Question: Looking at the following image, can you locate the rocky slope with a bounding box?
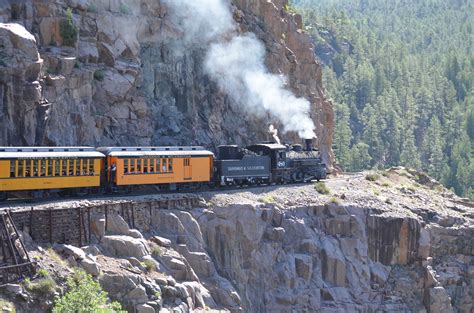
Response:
[1,168,472,312]
[0,0,334,167]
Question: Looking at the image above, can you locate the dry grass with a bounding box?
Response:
[314,182,330,194]
[258,195,276,204]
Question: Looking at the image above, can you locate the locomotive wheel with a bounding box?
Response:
[291,172,304,183]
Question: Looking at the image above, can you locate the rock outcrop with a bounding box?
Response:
[1,169,473,312]
[0,0,334,167]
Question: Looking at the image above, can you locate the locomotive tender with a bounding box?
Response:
[0,140,327,200]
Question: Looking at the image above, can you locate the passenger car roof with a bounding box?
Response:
[98,147,214,157]
[0,147,105,159]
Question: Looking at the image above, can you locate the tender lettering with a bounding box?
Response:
[227,166,265,171]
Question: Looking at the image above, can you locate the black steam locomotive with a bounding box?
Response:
[215,139,327,186]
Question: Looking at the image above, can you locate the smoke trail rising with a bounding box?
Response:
[163,0,316,139]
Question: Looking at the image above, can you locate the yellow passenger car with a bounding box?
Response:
[0,147,105,199]
[99,147,214,187]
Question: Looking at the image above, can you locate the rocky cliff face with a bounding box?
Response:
[3,169,472,312]
[0,0,334,166]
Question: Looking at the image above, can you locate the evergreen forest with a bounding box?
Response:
[290,0,474,199]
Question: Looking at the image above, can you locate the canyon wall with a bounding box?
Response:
[5,170,473,312]
[0,0,334,167]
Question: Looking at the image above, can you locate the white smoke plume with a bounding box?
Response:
[163,0,234,43]
[163,0,316,139]
[268,124,281,145]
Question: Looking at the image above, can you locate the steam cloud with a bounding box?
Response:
[163,0,316,139]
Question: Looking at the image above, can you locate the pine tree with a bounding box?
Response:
[421,116,444,178]
[349,142,372,172]
[333,103,353,169]
[400,130,421,170]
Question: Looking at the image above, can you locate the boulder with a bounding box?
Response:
[80,257,100,276]
[100,273,138,299]
[54,244,86,261]
[83,245,102,256]
[128,229,144,239]
[136,303,155,313]
[151,235,172,248]
[106,214,130,235]
[127,285,148,304]
[176,245,215,278]
[101,235,150,258]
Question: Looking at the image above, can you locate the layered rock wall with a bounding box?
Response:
[0,0,334,167]
[4,170,474,312]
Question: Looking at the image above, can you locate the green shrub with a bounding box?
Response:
[94,69,105,81]
[258,195,275,204]
[314,182,330,194]
[119,4,131,15]
[142,259,156,273]
[46,247,67,267]
[329,197,340,204]
[37,268,50,278]
[60,8,78,47]
[150,243,162,257]
[365,173,379,181]
[53,269,123,313]
[26,277,57,296]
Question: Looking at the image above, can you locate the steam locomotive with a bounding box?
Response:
[0,139,327,200]
[215,139,327,186]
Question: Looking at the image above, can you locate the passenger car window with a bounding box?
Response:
[10,160,15,177]
[19,160,24,177]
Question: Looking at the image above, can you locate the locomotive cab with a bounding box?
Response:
[246,143,287,169]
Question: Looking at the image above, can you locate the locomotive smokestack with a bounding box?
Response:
[305,139,313,151]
